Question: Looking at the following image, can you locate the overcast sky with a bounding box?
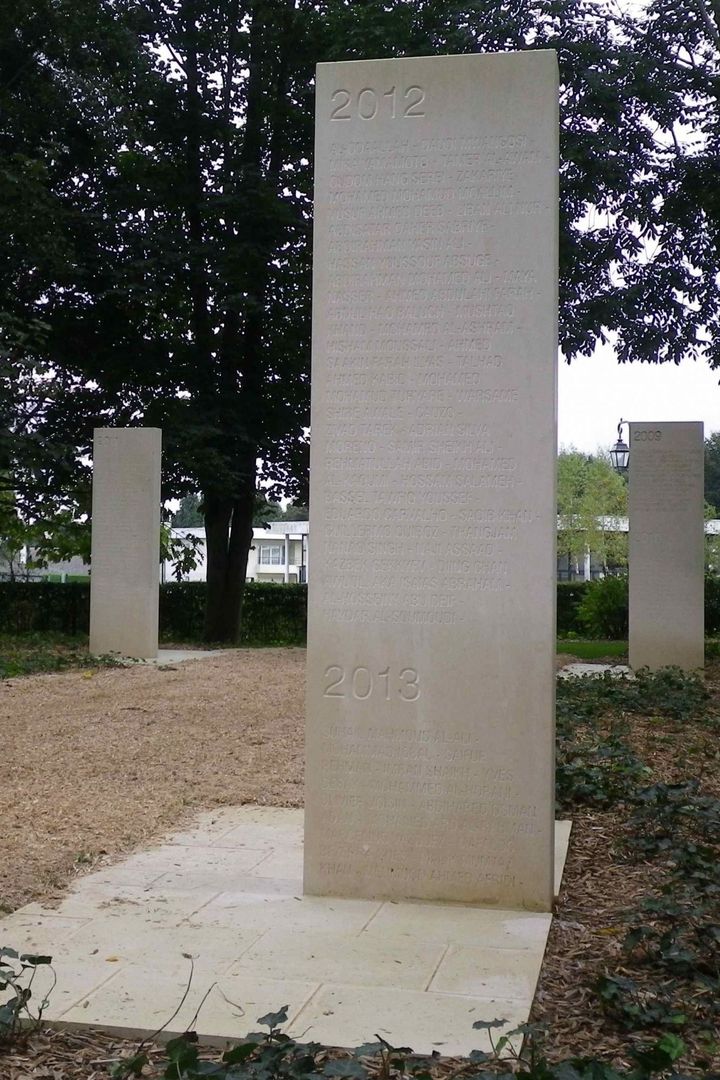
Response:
[558,344,720,453]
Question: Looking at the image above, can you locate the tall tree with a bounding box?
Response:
[557,449,628,570]
[705,432,720,514]
[2,0,316,640]
[171,494,204,528]
[3,0,719,639]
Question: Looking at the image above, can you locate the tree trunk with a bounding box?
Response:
[198,3,293,643]
[202,484,256,643]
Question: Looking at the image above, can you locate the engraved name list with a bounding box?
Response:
[305,53,559,910]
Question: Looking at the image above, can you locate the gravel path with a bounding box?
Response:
[5,649,716,1075]
[2,649,305,913]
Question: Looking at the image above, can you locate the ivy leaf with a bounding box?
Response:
[472,1018,508,1031]
[222,1042,258,1065]
[258,1006,289,1029]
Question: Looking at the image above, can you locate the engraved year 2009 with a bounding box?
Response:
[330,86,425,121]
[633,430,662,442]
[323,665,420,701]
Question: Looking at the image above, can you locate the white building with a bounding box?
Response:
[162,521,309,584]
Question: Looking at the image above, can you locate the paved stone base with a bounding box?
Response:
[558,663,632,680]
[1,808,571,1056]
[114,649,229,666]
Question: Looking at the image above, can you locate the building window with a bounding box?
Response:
[258,543,285,566]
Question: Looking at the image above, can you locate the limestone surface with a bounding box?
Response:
[305,52,559,909]
[629,421,704,671]
[0,806,571,1055]
[89,427,161,659]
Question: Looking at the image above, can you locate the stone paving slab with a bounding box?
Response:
[115,649,231,667]
[0,807,571,1057]
[557,662,632,680]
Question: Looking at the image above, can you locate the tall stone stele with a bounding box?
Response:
[89,428,162,659]
[304,51,559,911]
[629,421,704,671]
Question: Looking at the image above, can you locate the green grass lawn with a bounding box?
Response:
[0,632,119,679]
[557,638,628,660]
[560,639,720,662]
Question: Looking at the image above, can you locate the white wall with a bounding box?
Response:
[162,524,309,584]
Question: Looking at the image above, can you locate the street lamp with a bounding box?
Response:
[609,419,630,475]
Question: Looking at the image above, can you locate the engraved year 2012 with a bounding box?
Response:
[323,665,420,701]
[330,86,425,121]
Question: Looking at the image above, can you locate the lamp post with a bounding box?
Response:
[609,419,630,475]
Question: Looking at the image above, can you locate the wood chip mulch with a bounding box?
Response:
[3,651,720,1077]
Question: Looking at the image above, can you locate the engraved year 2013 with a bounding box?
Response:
[323,665,420,701]
[330,86,425,121]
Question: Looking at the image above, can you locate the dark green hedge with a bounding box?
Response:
[2,577,720,643]
[576,576,628,639]
[159,581,206,642]
[560,576,720,638]
[0,581,90,635]
[556,581,591,635]
[705,575,720,636]
[0,580,307,646]
[160,581,307,645]
[238,582,307,646]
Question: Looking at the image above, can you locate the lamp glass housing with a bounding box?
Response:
[610,438,630,474]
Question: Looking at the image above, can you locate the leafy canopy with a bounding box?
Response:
[557,449,628,568]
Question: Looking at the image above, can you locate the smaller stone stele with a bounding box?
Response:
[89,427,162,659]
[629,420,704,671]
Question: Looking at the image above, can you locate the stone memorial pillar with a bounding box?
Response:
[89,427,162,659]
[304,52,558,910]
[629,421,704,671]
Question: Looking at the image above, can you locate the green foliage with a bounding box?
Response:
[577,577,628,639]
[282,504,309,523]
[704,434,720,516]
[595,974,686,1032]
[622,668,711,723]
[159,583,207,644]
[253,496,309,526]
[108,1007,699,1080]
[555,666,715,812]
[162,526,204,583]
[704,576,720,635]
[0,581,307,647]
[0,947,54,1047]
[161,582,307,645]
[238,583,307,647]
[556,725,649,811]
[3,0,720,640]
[557,641,628,661]
[556,677,649,810]
[172,496,204,528]
[557,667,713,731]
[561,577,720,639]
[602,777,720,1036]
[557,452,628,572]
[557,582,591,635]
[0,631,120,678]
[0,581,90,635]
[555,665,720,1044]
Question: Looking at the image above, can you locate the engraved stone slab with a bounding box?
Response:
[89,428,162,659]
[629,421,704,671]
[305,52,558,910]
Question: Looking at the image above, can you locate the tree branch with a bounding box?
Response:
[691,0,720,51]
